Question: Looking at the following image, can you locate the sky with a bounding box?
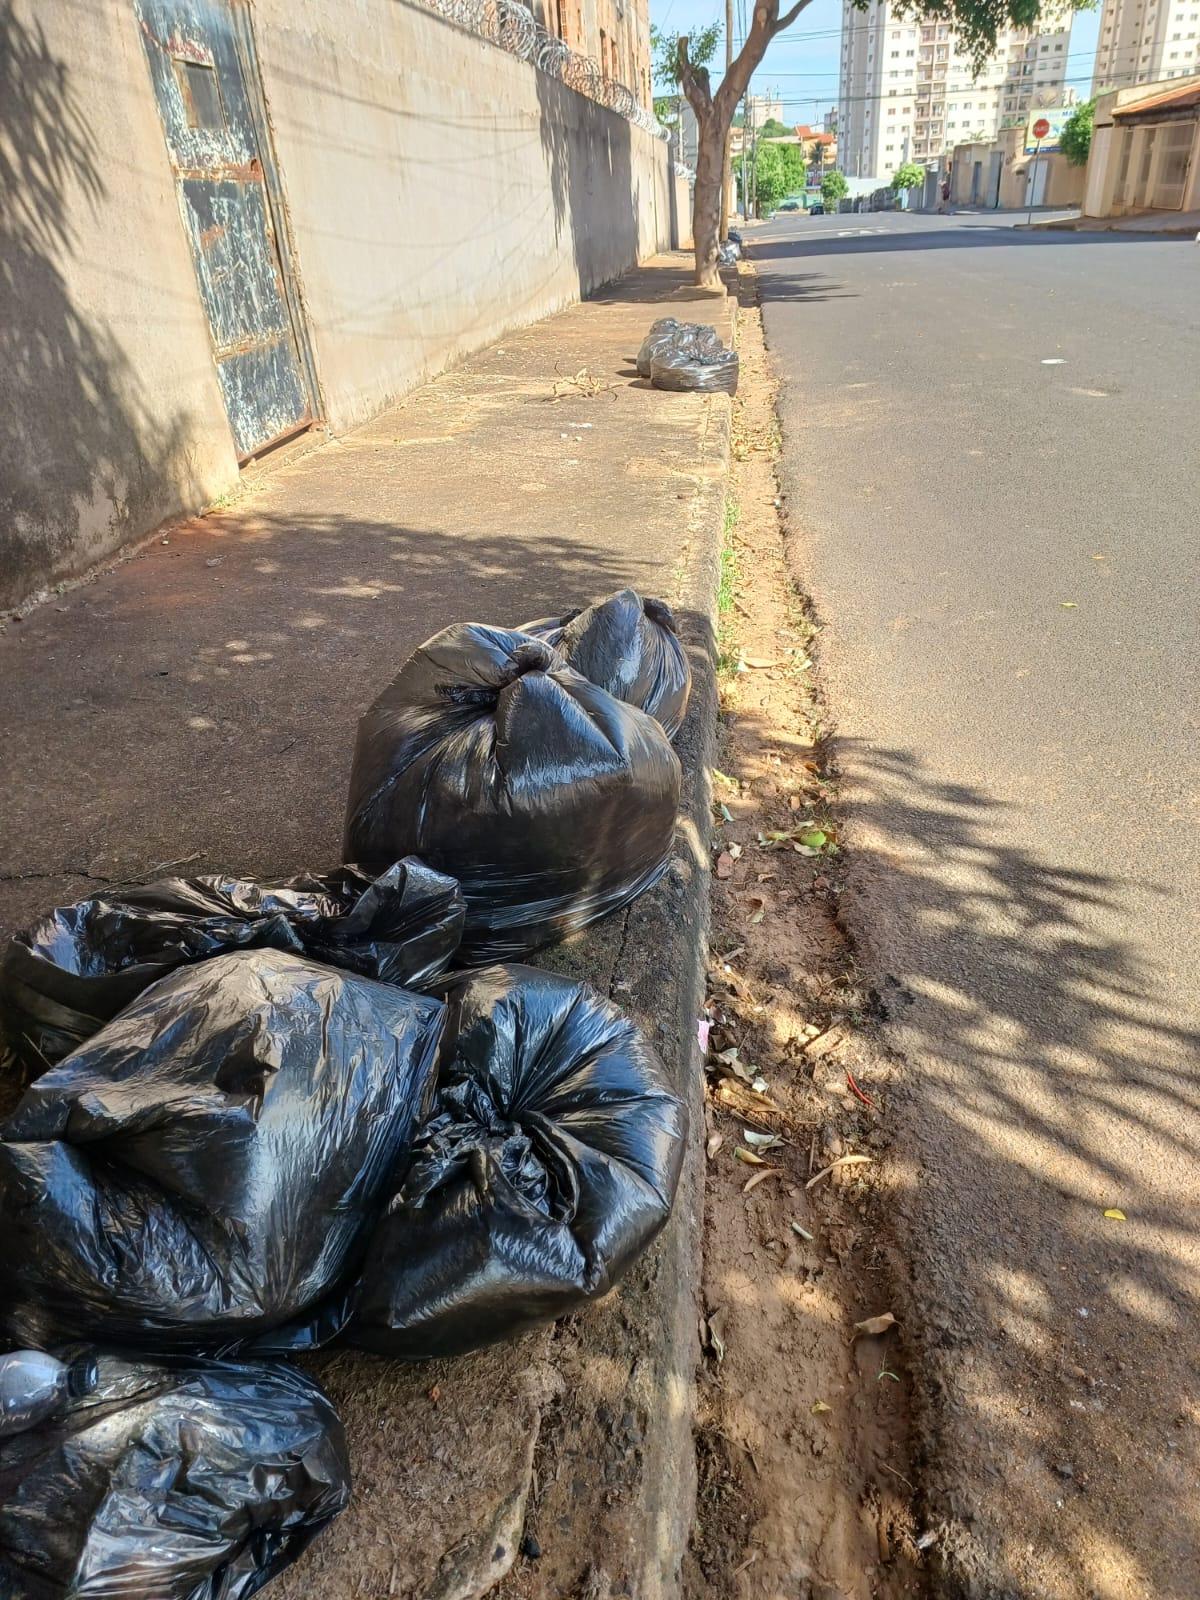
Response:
[651,0,1102,124]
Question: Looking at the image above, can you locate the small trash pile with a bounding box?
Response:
[637,316,739,398]
[0,589,690,1598]
[718,238,741,267]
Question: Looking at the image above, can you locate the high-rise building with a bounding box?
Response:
[746,92,785,126]
[1092,0,1200,92]
[837,1,1074,177]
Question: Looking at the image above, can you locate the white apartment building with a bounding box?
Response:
[1092,0,1200,92]
[838,1,1074,177]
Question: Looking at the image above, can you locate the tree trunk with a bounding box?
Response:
[693,116,725,287]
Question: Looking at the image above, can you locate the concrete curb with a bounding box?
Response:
[518,368,733,1600]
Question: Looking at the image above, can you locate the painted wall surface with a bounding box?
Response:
[949,132,1085,208]
[0,0,239,609]
[253,0,676,432]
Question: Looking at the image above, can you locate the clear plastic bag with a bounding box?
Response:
[0,948,444,1351]
[0,1354,349,1599]
[520,588,691,739]
[0,858,463,1077]
[343,626,681,962]
[650,345,740,396]
[348,964,687,1359]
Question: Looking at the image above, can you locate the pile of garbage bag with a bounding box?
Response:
[0,949,444,1350]
[717,240,740,266]
[343,624,681,961]
[639,316,739,397]
[0,857,462,1077]
[521,587,691,739]
[349,965,686,1359]
[0,582,693,1593]
[0,1354,349,1599]
[635,317,721,379]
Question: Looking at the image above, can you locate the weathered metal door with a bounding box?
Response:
[137,0,316,458]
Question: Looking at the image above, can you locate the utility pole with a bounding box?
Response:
[720,0,733,237]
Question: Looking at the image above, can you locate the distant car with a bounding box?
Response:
[779,200,800,212]
[809,203,825,215]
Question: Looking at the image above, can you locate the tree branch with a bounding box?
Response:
[772,0,814,35]
[676,35,712,117]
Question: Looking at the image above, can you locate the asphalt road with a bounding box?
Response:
[752,210,1200,1598]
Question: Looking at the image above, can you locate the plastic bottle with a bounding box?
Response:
[0,1350,99,1439]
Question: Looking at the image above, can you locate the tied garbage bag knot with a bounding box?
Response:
[0,948,444,1351]
[347,964,687,1360]
[520,588,691,739]
[343,624,681,962]
[0,857,463,1077]
[0,1354,349,1600]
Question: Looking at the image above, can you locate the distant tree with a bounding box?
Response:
[821,169,849,210]
[754,141,789,213]
[1060,99,1095,167]
[779,142,808,193]
[890,161,924,194]
[654,95,680,132]
[758,117,794,139]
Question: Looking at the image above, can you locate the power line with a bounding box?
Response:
[775,61,1157,108]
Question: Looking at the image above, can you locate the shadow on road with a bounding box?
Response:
[826,734,1200,1594]
[747,223,1193,262]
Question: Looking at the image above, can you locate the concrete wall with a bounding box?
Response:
[2,0,676,610]
[252,0,675,433]
[0,0,239,610]
[949,131,1085,209]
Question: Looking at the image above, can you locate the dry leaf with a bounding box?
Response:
[743,1129,782,1149]
[742,1167,782,1194]
[1061,601,1077,609]
[747,896,766,925]
[706,1132,725,1160]
[811,1400,832,1415]
[853,1311,897,1338]
[716,851,734,880]
[1103,1207,1127,1221]
[742,656,779,670]
[728,841,744,861]
[734,1146,767,1166]
[805,1152,871,1190]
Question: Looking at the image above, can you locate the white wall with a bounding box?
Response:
[0,0,239,609]
[254,0,677,433]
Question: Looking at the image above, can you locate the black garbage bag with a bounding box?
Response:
[635,317,721,379]
[343,626,681,962]
[0,948,444,1351]
[651,345,739,396]
[520,588,691,739]
[0,858,463,1078]
[348,964,687,1359]
[0,1354,349,1600]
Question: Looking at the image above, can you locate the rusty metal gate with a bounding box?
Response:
[136,0,318,459]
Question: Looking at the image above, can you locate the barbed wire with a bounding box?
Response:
[416,0,672,143]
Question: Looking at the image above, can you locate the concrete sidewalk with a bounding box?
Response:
[0,256,734,1600]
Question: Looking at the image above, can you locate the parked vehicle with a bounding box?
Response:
[779,199,800,212]
[809,203,825,215]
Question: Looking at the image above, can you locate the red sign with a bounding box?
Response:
[1032,118,1051,141]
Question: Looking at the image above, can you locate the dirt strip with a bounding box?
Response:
[684,265,928,1600]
